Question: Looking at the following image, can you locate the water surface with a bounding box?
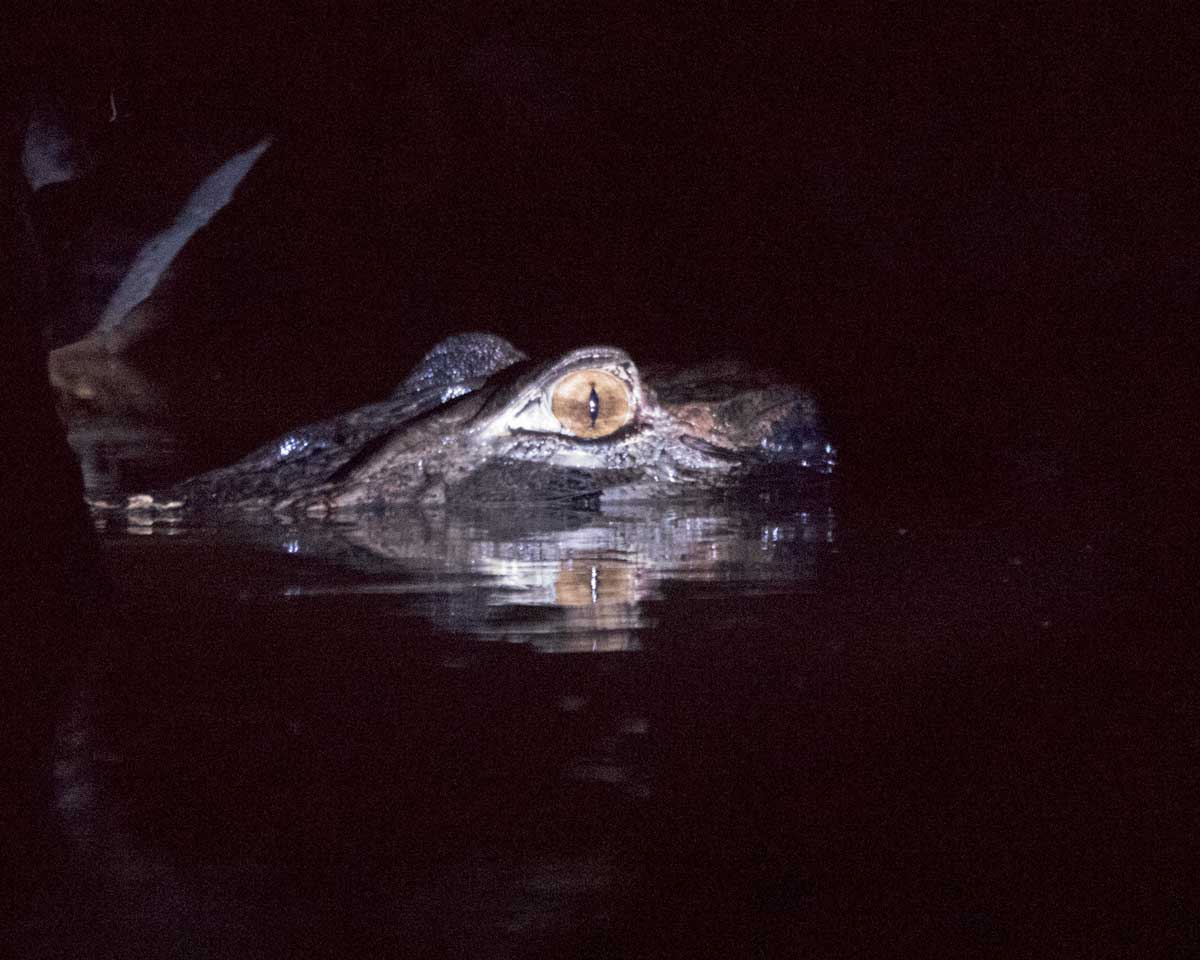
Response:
[33,418,1180,958]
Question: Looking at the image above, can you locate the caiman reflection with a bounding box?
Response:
[90,332,835,518]
[102,502,836,653]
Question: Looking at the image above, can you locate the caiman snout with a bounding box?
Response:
[754,402,837,471]
[671,386,835,472]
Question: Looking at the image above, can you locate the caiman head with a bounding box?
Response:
[283,342,834,513]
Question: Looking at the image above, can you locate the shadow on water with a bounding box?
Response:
[32,420,1189,958]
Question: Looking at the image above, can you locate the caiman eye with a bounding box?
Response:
[550,369,632,438]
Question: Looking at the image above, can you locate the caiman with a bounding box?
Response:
[91,332,835,517]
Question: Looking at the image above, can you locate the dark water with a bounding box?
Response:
[25,421,1188,958]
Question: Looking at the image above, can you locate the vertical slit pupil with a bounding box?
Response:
[587,384,601,427]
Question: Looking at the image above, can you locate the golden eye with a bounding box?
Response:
[550,369,632,438]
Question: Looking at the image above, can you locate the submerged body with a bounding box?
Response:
[96,333,835,517]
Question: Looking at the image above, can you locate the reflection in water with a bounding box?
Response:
[69,418,194,499]
[66,497,836,955]
[98,501,835,653]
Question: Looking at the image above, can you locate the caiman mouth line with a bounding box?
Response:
[678,435,745,462]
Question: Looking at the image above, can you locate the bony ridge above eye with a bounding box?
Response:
[550,368,632,438]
